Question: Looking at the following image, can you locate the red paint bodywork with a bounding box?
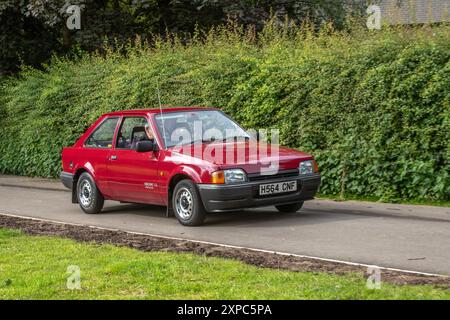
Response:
[61,107,316,206]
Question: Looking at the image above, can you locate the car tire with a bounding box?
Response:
[172,179,206,226]
[275,202,304,213]
[76,172,104,214]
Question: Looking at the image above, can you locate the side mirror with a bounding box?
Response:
[135,140,155,152]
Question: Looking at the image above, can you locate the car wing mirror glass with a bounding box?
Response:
[135,140,154,152]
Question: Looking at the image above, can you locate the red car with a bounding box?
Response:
[61,107,321,226]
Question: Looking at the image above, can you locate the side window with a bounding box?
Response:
[116,117,150,150]
[85,117,119,148]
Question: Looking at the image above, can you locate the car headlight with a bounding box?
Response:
[211,169,247,184]
[299,160,314,175]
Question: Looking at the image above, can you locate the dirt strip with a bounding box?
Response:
[0,214,449,288]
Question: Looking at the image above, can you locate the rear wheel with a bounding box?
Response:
[275,202,303,213]
[76,172,104,214]
[172,179,206,226]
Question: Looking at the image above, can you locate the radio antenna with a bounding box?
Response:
[156,80,167,149]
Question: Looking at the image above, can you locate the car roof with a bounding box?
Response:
[104,106,219,116]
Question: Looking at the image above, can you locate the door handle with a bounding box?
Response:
[110,155,117,160]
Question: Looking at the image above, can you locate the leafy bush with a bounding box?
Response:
[0,23,449,201]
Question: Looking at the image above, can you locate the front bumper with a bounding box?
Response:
[197,173,321,212]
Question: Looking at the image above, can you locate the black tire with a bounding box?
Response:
[172,179,206,226]
[76,172,104,214]
[275,202,304,213]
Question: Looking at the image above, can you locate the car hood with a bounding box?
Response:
[167,141,313,174]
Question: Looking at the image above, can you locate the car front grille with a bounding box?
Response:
[247,169,299,182]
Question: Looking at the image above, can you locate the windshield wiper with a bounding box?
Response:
[174,136,251,147]
[208,136,251,143]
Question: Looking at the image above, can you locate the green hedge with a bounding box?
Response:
[1,23,449,201]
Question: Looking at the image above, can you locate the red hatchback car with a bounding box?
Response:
[61,107,321,226]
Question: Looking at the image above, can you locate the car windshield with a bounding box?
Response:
[154,110,251,148]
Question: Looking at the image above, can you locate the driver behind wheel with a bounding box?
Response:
[144,124,154,141]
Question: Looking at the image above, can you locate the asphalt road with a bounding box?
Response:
[0,182,449,275]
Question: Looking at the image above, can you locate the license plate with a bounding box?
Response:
[259,181,297,196]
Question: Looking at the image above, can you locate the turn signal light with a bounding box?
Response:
[211,171,225,184]
[313,159,319,173]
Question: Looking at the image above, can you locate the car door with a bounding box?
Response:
[107,116,163,204]
[82,116,120,197]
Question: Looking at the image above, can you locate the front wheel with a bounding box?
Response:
[275,202,303,213]
[172,179,206,226]
[76,172,104,214]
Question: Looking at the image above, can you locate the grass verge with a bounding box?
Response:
[0,228,448,300]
